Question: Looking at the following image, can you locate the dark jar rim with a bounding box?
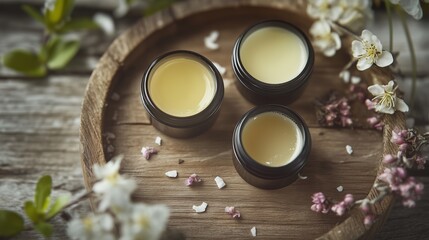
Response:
[232,104,311,180]
[232,20,314,96]
[140,50,224,129]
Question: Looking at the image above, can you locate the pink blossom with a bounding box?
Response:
[185,173,202,186]
[391,129,408,145]
[141,146,158,160]
[398,177,424,208]
[398,143,409,152]
[383,154,398,164]
[416,155,427,170]
[378,167,407,191]
[366,116,384,131]
[225,206,241,219]
[331,194,354,216]
[364,214,376,226]
[365,99,376,110]
[311,192,331,214]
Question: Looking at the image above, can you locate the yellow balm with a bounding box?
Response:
[241,112,303,167]
[148,56,216,117]
[240,26,308,84]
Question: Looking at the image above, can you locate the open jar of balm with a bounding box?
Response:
[232,20,314,105]
[141,50,224,138]
[232,104,311,189]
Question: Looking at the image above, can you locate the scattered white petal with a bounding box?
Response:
[204,30,219,50]
[165,170,178,178]
[155,136,162,146]
[351,76,361,84]
[93,13,115,36]
[192,202,208,213]
[339,70,350,83]
[251,226,257,237]
[337,185,344,192]
[298,173,308,180]
[346,145,353,155]
[111,92,120,101]
[213,61,226,76]
[214,176,226,189]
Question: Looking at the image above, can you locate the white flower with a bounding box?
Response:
[114,0,129,18]
[67,214,115,240]
[390,0,423,20]
[352,30,393,71]
[93,155,137,211]
[307,0,343,21]
[337,0,373,32]
[93,13,115,36]
[367,80,409,114]
[310,20,341,57]
[119,204,170,240]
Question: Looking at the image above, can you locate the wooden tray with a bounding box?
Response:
[80,1,405,239]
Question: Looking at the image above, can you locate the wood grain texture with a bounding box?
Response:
[80,1,404,239]
[0,1,428,240]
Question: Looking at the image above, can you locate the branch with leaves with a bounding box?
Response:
[1,0,113,77]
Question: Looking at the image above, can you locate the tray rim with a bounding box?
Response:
[79,1,405,239]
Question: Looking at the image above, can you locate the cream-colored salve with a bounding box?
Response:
[240,26,308,84]
[241,112,303,167]
[149,56,216,117]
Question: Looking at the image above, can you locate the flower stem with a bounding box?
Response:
[398,9,417,111]
[329,21,361,40]
[46,191,93,221]
[384,0,394,52]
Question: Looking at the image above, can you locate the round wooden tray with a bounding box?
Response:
[80,1,405,239]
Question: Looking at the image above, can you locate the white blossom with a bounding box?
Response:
[93,13,115,36]
[307,0,343,21]
[310,20,341,57]
[337,0,373,32]
[390,0,423,20]
[67,214,115,240]
[92,155,137,211]
[119,204,170,240]
[367,80,409,114]
[352,30,393,71]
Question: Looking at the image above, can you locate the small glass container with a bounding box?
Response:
[232,104,311,189]
[141,50,224,138]
[232,20,314,105]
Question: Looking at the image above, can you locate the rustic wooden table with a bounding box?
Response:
[0,1,428,239]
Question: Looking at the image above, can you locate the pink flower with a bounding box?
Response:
[398,177,424,208]
[391,129,408,145]
[378,167,407,191]
[365,99,376,110]
[225,206,241,219]
[331,194,354,216]
[364,214,376,226]
[398,143,409,152]
[416,155,427,170]
[141,146,158,160]
[366,116,384,131]
[185,173,202,186]
[383,154,398,165]
[311,192,331,214]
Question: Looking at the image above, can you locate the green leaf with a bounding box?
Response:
[0,210,24,237]
[59,18,99,33]
[35,175,52,212]
[24,201,39,223]
[22,5,45,25]
[45,0,74,26]
[2,49,46,77]
[34,222,53,238]
[46,195,70,219]
[46,38,80,70]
